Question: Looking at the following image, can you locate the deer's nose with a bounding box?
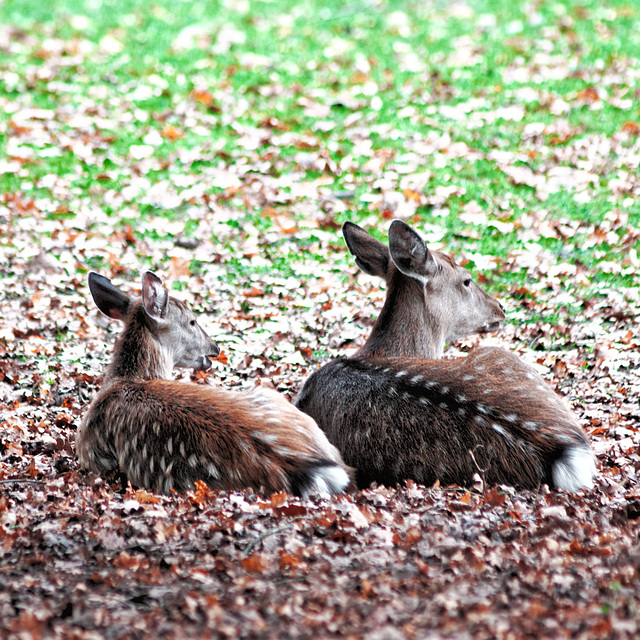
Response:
[209,340,221,358]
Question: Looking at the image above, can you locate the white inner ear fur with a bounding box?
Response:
[143,277,168,321]
[406,272,430,286]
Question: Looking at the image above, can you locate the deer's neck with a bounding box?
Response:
[356,274,444,360]
[104,305,173,383]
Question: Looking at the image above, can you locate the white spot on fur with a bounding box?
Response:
[519,440,533,454]
[475,415,487,426]
[180,442,186,457]
[254,432,278,444]
[463,375,475,381]
[98,454,113,470]
[523,421,539,429]
[552,446,596,492]
[458,407,466,416]
[275,446,295,457]
[492,423,511,439]
[396,370,407,378]
[188,454,198,468]
[555,433,577,445]
[411,375,423,384]
[477,404,488,414]
[456,395,467,403]
[419,397,431,406]
[166,437,173,455]
[504,413,518,423]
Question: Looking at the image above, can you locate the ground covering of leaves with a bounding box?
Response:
[1,0,640,637]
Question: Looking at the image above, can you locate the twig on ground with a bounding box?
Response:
[243,517,307,554]
[469,445,489,493]
[0,479,47,486]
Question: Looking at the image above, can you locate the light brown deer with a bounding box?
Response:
[295,220,596,492]
[77,271,350,497]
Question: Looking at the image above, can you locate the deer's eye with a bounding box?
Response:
[463,278,472,287]
[190,319,197,326]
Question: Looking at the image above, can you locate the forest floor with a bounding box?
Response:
[1,0,640,638]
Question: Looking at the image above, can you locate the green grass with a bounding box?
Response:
[1,0,639,326]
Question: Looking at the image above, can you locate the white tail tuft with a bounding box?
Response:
[305,465,351,497]
[552,446,597,492]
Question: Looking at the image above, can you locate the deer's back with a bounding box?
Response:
[295,346,589,490]
[78,379,343,495]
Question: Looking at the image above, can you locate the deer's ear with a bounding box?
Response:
[141,272,169,321]
[342,221,390,278]
[88,273,131,321]
[388,220,438,281]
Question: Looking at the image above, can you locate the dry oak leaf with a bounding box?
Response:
[242,553,267,574]
[161,124,185,141]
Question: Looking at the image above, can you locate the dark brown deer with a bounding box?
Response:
[295,220,596,492]
[77,271,350,497]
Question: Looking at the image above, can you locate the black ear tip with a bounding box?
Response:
[142,271,163,285]
[342,221,358,236]
[388,220,404,241]
[389,219,410,233]
[389,220,423,245]
[342,221,361,253]
[88,272,111,287]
